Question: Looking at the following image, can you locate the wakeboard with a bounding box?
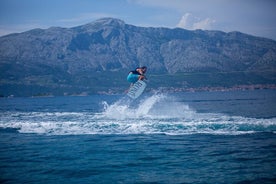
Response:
[127,80,147,99]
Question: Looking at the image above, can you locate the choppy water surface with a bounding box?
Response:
[0,90,275,183]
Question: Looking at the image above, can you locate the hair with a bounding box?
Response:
[141,66,147,70]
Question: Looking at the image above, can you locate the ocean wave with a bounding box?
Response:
[0,94,275,135]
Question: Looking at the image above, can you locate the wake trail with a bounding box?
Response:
[1,93,275,135]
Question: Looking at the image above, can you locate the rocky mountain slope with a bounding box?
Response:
[0,18,275,96]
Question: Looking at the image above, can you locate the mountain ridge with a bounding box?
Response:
[0,18,275,96]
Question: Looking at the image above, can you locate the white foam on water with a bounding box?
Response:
[0,94,275,135]
[100,94,194,120]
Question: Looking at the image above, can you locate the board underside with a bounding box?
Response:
[127,80,147,99]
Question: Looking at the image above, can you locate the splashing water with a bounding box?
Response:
[101,94,192,119]
[0,93,275,135]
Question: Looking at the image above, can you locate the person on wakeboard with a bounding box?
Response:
[127,66,147,84]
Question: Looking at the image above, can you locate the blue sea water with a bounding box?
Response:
[0,90,276,183]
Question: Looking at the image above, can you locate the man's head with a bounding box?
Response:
[141,66,147,73]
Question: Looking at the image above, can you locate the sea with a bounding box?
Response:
[0,89,275,184]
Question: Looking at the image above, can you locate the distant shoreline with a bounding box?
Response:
[152,84,276,93]
[97,84,276,95]
[1,84,275,98]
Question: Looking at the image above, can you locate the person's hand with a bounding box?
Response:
[139,75,145,80]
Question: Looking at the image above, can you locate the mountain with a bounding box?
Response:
[0,18,276,96]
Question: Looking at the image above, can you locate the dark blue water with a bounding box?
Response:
[1,90,276,183]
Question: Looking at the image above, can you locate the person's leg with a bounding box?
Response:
[127,73,139,83]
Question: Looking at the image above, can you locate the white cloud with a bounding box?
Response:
[176,13,192,29]
[193,18,215,30]
[176,13,215,30]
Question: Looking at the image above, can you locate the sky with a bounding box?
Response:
[0,0,276,40]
